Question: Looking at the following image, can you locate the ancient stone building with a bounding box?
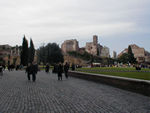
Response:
[113,51,117,59]
[0,45,21,65]
[0,45,11,64]
[0,44,38,65]
[100,46,110,58]
[85,35,98,56]
[61,39,79,54]
[0,44,11,50]
[85,35,110,57]
[145,51,150,63]
[85,42,97,55]
[118,44,150,63]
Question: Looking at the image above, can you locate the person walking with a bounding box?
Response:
[26,63,31,81]
[30,62,38,82]
[64,62,69,79]
[0,64,3,76]
[57,63,63,80]
[45,63,50,73]
[52,64,58,73]
[71,63,75,71]
[2,64,6,71]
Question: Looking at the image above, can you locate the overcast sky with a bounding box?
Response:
[0,0,150,55]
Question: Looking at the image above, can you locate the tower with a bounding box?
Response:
[113,51,117,59]
[93,35,98,45]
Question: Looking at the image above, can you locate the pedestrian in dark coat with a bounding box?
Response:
[8,65,10,71]
[52,64,58,73]
[57,63,63,80]
[71,63,75,71]
[26,63,38,82]
[64,62,69,79]
[26,63,31,80]
[30,62,38,82]
[45,64,50,73]
[0,64,3,75]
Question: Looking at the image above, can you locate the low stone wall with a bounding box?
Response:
[76,69,150,73]
[68,71,150,97]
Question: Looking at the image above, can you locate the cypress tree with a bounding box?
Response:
[20,35,28,66]
[128,45,136,64]
[29,39,35,63]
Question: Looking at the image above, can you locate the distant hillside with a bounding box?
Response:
[64,55,89,66]
[67,51,92,61]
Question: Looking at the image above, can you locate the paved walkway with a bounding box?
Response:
[0,70,150,113]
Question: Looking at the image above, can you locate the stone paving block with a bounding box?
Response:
[0,70,150,113]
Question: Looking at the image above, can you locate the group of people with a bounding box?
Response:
[45,62,70,80]
[57,62,70,80]
[26,62,38,82]
[0,63,21,75]
[25,62,71,82]
[1,64,23,72]
[45,62,72,80]
[0,61,74,81]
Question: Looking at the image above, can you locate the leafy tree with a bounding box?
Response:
[118,53,130,64]
[128,46,136,64]
[107,58,114,66]
[37,45,47,65]
[46,43,64,64]
[90,55,94,63]
[37,43,64,65]
[20,35,28,66]
[28,39,35,63]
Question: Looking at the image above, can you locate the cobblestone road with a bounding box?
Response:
[0,70,150,113]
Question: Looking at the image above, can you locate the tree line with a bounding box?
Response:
[20,35,64,66]
[67,45,137,66]
[20,35,136,66]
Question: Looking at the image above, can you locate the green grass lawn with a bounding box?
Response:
[76,67,150,80]
[77,67,150,71]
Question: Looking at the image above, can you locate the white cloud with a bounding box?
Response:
[0,0,150,53]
